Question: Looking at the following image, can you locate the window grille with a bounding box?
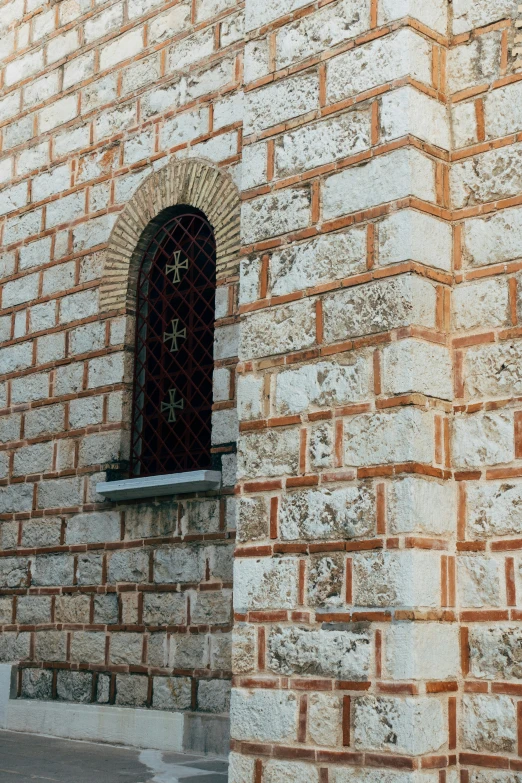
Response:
[130,208,216,477]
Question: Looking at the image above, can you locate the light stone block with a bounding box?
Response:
[241,143,267,190]
[39,95,78,133]
[213,92,243,130]
[241,187,311,245]
[452,101,478,149]
[463,205,522,268]
[469,626,522,680]
[275,356,371,415]
[452,0,516,34]
[220,10,243,47]
[245,0,310,32]
[270,228,367,296]
[352,550,441,608]
[382,339,453,400]
[458,554,503,608]
[462,695,516,753]
[122,55,160,96]
[344,408,434,467]
[327,29,431,104]
[484,80,522,140]
[237,374,264,421]
[267,625,371,679]
[380,86,450,150]
[308,693,342,748]
[148,2,190,42]
[467,480,522,540]
[454,278,510,332]
[448,33,502,95]
[323,274,436,344]
[240,299,315,360]
[244,39,269,83]
[230,688,298,742]
[244,72,319,135]
[451,143,522,209]
[387,477,455,535]
[100,28,144,70]
[275,109,371,178]
[161,104,209,147]
[228,753,255,783]
[0,182,27,217]
[66,512,121,545]
[233,557,299,611]
[237,427,300,479]
[378,0,448,34]
[323,148,435,219]
[280,484,375,541]
[453,411,514,468]
[264,762,320,783]
[275,0,371,70]
[353,696,446,754]
[384,623,460,680]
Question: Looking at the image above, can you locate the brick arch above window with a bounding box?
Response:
[100,158,241,314]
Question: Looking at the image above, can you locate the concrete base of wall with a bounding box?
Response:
[0,666,230,755]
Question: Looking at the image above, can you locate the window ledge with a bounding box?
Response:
[96,470,222,501]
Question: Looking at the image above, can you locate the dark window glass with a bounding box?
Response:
[130,208,216,477]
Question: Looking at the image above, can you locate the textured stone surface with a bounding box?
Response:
[469,626,522,680]
[462,695,517,753]
[240,299,316,360]
[268,625,371,679]
[152,676,192,710]
[230,689,298,742]
[275,356,371,415]
[244,73,319,135]
[452,144,522,208]
[453,411,514,468]
[453,278,510,331]
[279,485,375,541]
[234,558,299,611]
[387,477,455,535]
[275,110,371,177]
[458,555,502,608]
[344,409,434,466]
[353,696,446,754]
[467,481,522,539]
[238,428,300,479]
[352,551,441,608]
[464,341,522,399]
[264,761,320,783]
[327,29,431,102]
[322,275,436,344]
[463,205,522,268]
[381,339,452,400]
[384,624,460,680]
[378,209,452,271]
[323,148,435,218]
[236,496,269,542]
[269,228,367,296]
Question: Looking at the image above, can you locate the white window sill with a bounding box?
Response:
[96,470,222,501]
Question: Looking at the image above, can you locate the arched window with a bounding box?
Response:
[130,206,216,477]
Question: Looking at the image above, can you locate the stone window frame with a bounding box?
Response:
[98,158,240,500]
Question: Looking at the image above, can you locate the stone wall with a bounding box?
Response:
[0,0,241,728]
[1,0,522,779]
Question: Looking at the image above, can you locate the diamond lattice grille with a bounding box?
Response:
[130,211,216,477]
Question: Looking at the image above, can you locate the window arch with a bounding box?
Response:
[130,206,216,477]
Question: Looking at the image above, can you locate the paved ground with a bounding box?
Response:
[0,730,228,782]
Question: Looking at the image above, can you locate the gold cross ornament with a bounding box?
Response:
[166,251,189,283]
[163,319,187,352]
[161,388,184,423]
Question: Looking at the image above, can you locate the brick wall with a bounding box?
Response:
[0,0,241,720]
[1,0,522,778]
